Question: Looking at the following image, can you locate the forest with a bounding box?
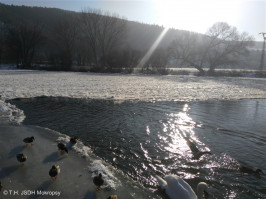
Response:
[0,3,264,75]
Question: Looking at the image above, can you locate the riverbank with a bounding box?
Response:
[0,125,153,199]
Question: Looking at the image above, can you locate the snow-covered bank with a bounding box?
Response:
[0,125,154,199]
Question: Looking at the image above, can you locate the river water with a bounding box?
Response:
[7,97,266,198]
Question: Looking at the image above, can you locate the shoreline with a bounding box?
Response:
[0,125,98,199]
[0,125,154,199]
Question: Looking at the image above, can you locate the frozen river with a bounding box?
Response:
[0,70,266,198]
[0,70,265,102]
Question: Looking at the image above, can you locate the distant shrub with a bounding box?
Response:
[193,70,266,78]
[254,71,266,78]
[89,67,104,73]
[169,70,191,76]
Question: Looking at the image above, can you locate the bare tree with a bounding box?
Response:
[106,46,142,73]
[75,35,91,67]
[142,47,169,74]
[205,22,254,72]
[98,11,127,69]
[168,32,206,74]
[80,9,102,68]
[0,22,6,64]
[169,22,254,74]
[259,33,266,71]
[5,22,43,68]
[52,14,78,69]
[80,8,127,71]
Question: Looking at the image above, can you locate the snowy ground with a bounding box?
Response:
[0,125,153,199]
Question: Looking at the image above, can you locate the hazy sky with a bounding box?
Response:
[0,0,265,41]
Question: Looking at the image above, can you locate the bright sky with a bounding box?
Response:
[0,0,265,41]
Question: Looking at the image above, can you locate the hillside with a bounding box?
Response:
[0,3,264,72]
[0,3,189,51]
[0,3,74,31]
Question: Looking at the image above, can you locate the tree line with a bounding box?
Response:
[0,9,131,72]
[0,4,256,75]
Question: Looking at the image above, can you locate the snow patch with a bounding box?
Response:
[56,136,92,157]
[0,99,25,124]
[91,160,121,190]
[56,136,120,190]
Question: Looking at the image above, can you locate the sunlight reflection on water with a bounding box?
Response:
[7,97,266,198]
[162,103,203,161]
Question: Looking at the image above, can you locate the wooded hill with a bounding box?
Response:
[0,3,188,49]
[0,3,263,74]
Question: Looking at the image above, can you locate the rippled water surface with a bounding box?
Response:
[8,98,266,198]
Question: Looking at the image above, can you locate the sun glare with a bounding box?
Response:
[137,27,169,68]
[154,0,241,33]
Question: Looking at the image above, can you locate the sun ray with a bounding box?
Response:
[137,27,169,69]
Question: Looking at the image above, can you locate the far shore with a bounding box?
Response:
[1,64,266,78]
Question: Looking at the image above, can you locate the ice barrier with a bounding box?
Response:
[0,100,25,125]
[0,125,156,199]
